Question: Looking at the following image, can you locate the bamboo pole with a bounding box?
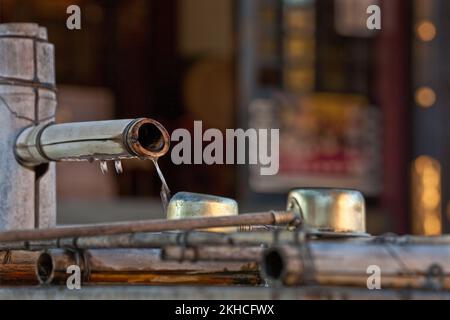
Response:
[0,250,40,285]
[38,249,260,286]
[0,230,297,251]
[15,118,170,166]
[0,239,58,251]
[0,211,297,243]
[262,242,450,290]
[162,246,264,262]
[0,231,278,251]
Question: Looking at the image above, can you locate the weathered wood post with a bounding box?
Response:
[0,23,56,230]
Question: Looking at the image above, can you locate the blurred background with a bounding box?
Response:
[1,0,449,235]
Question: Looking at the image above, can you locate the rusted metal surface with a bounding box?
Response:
[0,285,448,300]
[125,118,170,159]
[162,246,263,262]
[37,249,260,286]
[0,211,297,242]
[262,241,450,289]
[0,250,40,284]
[15,118,170,166]
[0,23,56,231]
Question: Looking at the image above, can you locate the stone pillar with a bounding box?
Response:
[0,23,56,230]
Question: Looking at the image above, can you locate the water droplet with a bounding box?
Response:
[152,158,171,213]
[100,161,108,174]
[114,160,123,174]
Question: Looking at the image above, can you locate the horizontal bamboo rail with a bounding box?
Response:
[2,230,448,252]
[37,249,260,286]
[262,241,450,290]
[0,250,40,285]
[0,230,306,251]
[0,211,297,243]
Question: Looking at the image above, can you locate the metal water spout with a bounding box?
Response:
[15,118,170,166]
[0,23,170,231]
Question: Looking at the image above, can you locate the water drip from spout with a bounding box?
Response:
[151,158,171,213]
